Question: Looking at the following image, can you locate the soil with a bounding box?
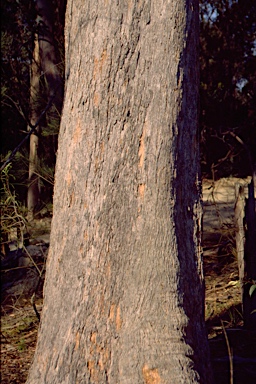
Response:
[1,179,256,383]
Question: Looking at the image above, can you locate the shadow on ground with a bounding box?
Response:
[207,304,256,384]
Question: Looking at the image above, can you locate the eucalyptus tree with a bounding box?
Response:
[26,1,212,382]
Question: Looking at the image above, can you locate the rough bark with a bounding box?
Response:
[243,177,256,330]
[27,1,212,383]
[235,184,245,297]
[235,177,256,329]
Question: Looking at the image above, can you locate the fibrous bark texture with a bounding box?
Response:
[27,1,212,383]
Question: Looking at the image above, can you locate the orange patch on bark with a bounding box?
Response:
[98,347,109,371]
[138,183,145,199]
[75,332,80,351]
[116,305,122,331]
[89,331,110,376]
[100,141,104,154]
[93,49,108,79]
[87,360,97,381]
[139,122,147,168]
[91,332,97,344]
[98,358,104,371]
[142,364,161,384]
[105,260,111,278]
[93,92,100,107]
[108,304,122,331]
[73,119,82,144]
[109,303,115,321]
[66,172,72,186]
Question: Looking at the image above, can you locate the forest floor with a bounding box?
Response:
[1,178,256,383]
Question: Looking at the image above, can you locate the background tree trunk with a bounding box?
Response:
[27,1,212,383]
[27,34,41,219]
[235,183,245,298]
[36,0,63,105]
[27,0,63,219]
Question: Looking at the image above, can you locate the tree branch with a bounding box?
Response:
[0,92,58,172]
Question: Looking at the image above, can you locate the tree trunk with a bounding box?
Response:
[235,177,256,329]
[27,0,63,219]
[235,183,245,298]
[27,1,212,383]
[36,0,63,105]
[243,177,256,329]
[27,34,41,220]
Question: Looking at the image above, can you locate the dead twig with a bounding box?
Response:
[221,320,234,384]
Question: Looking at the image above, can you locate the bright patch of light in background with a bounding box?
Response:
[201,3,218,22]
[252,40,256,56]
[236,78,248,92]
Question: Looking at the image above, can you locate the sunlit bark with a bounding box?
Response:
[27,1,212,382]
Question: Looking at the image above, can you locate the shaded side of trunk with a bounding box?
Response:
[235,176,256,330]
[243,177,256,329]
[27,1,212,383]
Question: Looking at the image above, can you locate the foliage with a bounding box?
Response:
[200,0,256,178]
[1,0,255,205]
[249,283,256,298]
[1,0,35,151]
[1,0,65,206]
[0,163,28,248]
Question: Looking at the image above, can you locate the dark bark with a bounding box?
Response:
[235,184,245,297]
[27,35,41,219]
[26,1,212,382]
[36,0,63,103]
[235,178,256,330]
[27,0,63,218]
[243,178,256,330]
